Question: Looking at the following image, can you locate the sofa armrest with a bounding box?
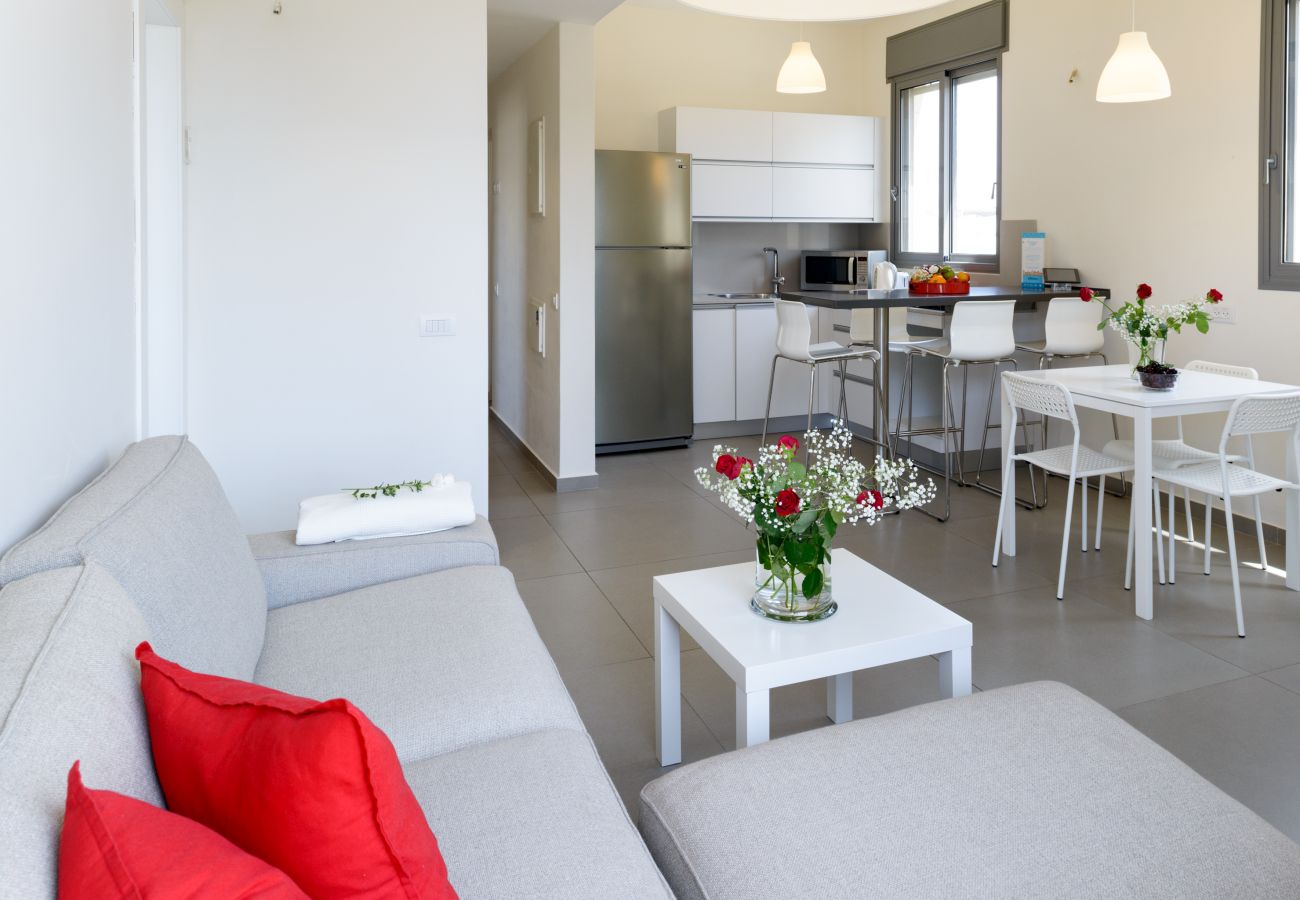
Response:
[249,516,499,609]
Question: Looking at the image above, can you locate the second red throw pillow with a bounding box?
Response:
[134,643,457,900]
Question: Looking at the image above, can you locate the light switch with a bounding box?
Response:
[420,316,456,337]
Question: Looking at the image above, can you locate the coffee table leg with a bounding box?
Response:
[939,646,972,699]
[826,673,853,724]
[736,686,770,749]
[655,600,681,766]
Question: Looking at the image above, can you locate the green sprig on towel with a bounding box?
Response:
[344,480,432,500]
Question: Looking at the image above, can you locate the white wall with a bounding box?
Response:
[594,4,871,152]
[0,0,139,550]
[856,0,1296,525]
[489,23,596,482]
[184,0,489,532]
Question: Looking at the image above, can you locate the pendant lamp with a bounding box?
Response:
[777,40,827,94]
[1096,0,1171,103]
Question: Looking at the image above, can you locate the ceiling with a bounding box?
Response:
[487,0,628,81]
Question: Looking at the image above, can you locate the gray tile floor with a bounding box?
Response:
[488,422,1300,841]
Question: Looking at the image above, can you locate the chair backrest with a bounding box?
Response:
[1001,372,1080,429]
[1221,393,1300,449]
[949,299,1016,361]
[774,299,813,358]
[1185,359,1259,380]
[1043,297,1105,355]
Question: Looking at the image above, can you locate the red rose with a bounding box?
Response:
[1207,288,1223,303]
[1079,287,1094,302]
[1136,283,1153,300]
[734,456,753,476]
[715,454,737,479]
[777,435,800,454]
[857,489,884,509]
[774,489,801,518]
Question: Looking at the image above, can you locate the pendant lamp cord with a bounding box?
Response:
[1131,0,1136,31]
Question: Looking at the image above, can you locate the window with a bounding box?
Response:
[893,61,1001,271]
[886,0,1007,272]
[1261,0,1300,289]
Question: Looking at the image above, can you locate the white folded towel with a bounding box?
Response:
[295,476,476,545]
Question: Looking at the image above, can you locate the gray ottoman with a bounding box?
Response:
[640,682,1300,899]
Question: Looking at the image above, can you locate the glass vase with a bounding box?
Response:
[751,539,836,623]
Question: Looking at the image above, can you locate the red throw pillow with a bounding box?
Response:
[134,643,457,900]
[59,761,308,899]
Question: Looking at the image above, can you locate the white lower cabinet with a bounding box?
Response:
[692,308,736,424]
[734,304,819,422]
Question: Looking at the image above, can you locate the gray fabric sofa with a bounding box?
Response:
[0,436,672,899]
[640,681,1300,899]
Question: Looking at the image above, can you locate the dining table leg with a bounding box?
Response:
[874,306,890,450]
[998,372,1016,556]
[1287,433,1299,591]
[1133,411,1155,620]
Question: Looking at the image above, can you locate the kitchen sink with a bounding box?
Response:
[706,292,782,300]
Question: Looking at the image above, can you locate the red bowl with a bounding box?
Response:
[908,280,971,295]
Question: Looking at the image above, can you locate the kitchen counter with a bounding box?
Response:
[781,285,1099,309]
[693,294,780,309]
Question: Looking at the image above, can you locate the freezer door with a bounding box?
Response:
[596,248,693,446]
[596,151,692,248]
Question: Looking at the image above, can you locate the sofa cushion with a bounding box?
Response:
[249,517,500,610]
[404,728,672,900]
[59,762,308,900]
[254,566,583,762]
[0,436,266,679]
[137,643,456,900]
[640,681,1300,900]
[0,565,162,898]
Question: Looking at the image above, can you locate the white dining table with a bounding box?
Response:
[998,364,1300,619]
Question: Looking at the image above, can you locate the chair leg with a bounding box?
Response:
[1167,485,1177,585]
[1125,498,1135,591]
[805,362,817,444]
[1183,487,1196,544]
[992,452,1018,567]
[894,352,915,457]
[1254,495,1269,571]
[1095,477,1106,551]
[1098,353,1126,498]
[1224,493,1246,637]
[1057,471,1077,600]
[957,364,970,486]
[938,362,953,521]
[1154,484,1166,585]
[837,360,848,424]
[1203,492,1214,575]
[1080,475,1089,553]
[761,356,779,448]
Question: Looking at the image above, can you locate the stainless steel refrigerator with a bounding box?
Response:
[595,150,693,452]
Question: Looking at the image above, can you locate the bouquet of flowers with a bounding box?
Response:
[1080,283,1223,375]
[695,422,935,622]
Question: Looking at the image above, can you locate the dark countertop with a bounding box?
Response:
[780,285,1098,310]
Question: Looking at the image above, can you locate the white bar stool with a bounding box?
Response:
[896,299,1020,521]
[1106,360,1271,577]
[993,373,1133,599]
[760,299,887,452]
[1138,392,1300,637]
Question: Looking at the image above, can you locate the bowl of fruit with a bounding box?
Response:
[907,264,971,295]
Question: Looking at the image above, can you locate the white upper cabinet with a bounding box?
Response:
[773,166,876,221]
[772,113,876,167]
[660,106,879,222]
[660,107,773,162]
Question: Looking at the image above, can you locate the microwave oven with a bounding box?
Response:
[800,250,888,292]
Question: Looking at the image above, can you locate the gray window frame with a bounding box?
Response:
[1261,0,1300,290]
[891,55,1002,273]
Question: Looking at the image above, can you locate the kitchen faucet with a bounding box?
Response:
[762,247,785,295]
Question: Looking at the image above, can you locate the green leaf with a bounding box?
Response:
[784,538,817,567]
[1195,312,1210,334]
[785,461,806,482]
[802,566,824,600]
[823,515,838,541]
[1096,321,1107,331]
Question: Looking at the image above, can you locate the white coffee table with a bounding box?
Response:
[654,548,973,766]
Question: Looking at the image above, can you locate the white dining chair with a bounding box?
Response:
[1144,392,1300,637]
[760,299,887,453]
[1105,360,1270,575]
[993,373,1133,600]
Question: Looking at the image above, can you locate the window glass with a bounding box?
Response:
[1287,0,1299,263]
[951,68,999,258]
[899,80,941,255]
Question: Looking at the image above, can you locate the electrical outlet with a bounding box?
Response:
[420,316,456,337]
[552,292,559,310]
[1207,305,1236,325]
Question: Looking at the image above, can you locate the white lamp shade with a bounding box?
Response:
[679,0,950,21]
[1096,31,1171,103]
[777,41,827,94]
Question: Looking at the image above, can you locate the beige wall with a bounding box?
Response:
[491,24,597,481]
[595,4,872,150]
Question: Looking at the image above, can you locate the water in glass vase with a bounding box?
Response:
[751,550,836,623]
